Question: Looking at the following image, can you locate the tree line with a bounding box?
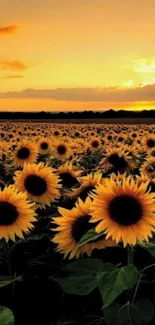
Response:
[1,109,155,119]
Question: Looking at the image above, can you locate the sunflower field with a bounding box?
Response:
[1,122,155,325]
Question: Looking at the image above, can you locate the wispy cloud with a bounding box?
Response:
[133,57,155,73]
[122,80,134,88]
[124,57,155,73]
[0,60,27,71]
[0,25,19,34]
[0,75,23,79]
[1,85,155,101]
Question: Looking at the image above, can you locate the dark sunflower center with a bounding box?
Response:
[79,186,95,201]
[107,135,112,140]
[108,195,142,226]
[72,214,93,242]
[92,141,99,148]
[147,139,155,148]
[54,131,59,136]
[57,145,66,155]
[60,173,79,189]
[127,139,133,145]
[40,142,48,150]
[0,201,18,225]
[146,165,155,173]
[17,147,30,159]
[24,175,47,196]
[108,154,127,170]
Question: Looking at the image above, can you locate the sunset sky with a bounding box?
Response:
[1,0,155,111]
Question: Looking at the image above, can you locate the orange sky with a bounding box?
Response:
[1,0,155,111]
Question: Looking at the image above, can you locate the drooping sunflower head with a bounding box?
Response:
[57,162,82,192]
[12,139,38,167]
[141,157,155,177]
[90,175,155,246]
[14,162,61,207]
[0,186,36,242]
[68,172,103,201]
[100,146,135,174]
[52,197,116,259]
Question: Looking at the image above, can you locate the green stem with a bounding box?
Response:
[131,263,155,304]
[132,274,143,304]
[140,263,155,274]
[127,245,134,265]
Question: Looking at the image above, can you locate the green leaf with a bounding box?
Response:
[0,307,14,325]
[117,302,142,325]
[99,265,139,308]
[78,228,105,247]
[0,276,22,288]
[54,258,105,296]
[54,275,97,295]
[63,258,104,274]
[97,263,117,282]
[135,298,154,323]
[138,241,155,257]
[104,303,122,325]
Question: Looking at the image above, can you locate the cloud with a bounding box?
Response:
[0,25,18,34]
[0,60,27,71]
[0,75,23,79]
[1,85,155,102]
[122,80,134,88]
[124,57,155,73]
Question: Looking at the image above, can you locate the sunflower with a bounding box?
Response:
[53,141,71,161]
[100,146,135,174]
[68,172,102,201]
[14,162,61,207]
[13,139,38,167]
[52,198,116,259]
[131,131,138,139]
[73,130,82,138]
[57,162,82,193]
[38,137,51,155]
[90,175,155,246]
[53,130,62,137]
[143,135,155,151]
[89,137,101,151]
[141,157,155,177]
[0,186,36,242]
